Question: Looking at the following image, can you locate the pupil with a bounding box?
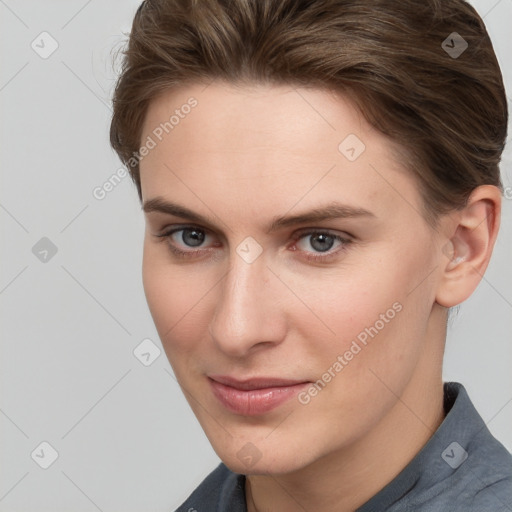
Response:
[183,229,205,247]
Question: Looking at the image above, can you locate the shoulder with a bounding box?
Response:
[418,448,512,512]
[448,384,512,510]
[174,462,246,512]
[411,383,512,511]
[450,431,512,511]
[361,383,512,512]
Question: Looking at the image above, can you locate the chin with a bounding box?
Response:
[223,457,302,477]
[215,440,315,476]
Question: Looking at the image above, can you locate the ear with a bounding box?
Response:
[435,185,501,308]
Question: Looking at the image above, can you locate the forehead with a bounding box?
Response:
[139,82,422,224]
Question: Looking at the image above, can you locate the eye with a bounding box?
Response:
[172,227,207,248]
[291,230,352,262]
[155,226,218,258]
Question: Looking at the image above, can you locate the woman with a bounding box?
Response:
[110,0,512,510]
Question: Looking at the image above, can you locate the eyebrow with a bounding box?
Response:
[142,197,376,233]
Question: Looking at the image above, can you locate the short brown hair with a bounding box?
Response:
[110,0,508,224]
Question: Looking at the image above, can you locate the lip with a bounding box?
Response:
[208,375,310,416]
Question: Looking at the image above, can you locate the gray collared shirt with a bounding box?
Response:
[175,382,512,511]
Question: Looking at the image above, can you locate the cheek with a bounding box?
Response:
[286,260,402,339]
[141,243,211,357]
[293,279,407,379]
[292,245,434,379]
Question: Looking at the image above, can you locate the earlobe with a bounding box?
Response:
[435,185,501,308]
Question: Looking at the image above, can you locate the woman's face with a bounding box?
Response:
[139,82,448,474]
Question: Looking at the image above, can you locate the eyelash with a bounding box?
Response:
[155,225,353,263]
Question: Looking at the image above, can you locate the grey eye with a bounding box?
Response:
[308,233,335,252]
[180,228,206,247]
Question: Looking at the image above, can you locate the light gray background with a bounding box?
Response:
[0,1,511,510]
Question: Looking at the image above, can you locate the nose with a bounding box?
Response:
[208,249,287,357]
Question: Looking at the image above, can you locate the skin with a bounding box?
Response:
[138,81,500,511]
